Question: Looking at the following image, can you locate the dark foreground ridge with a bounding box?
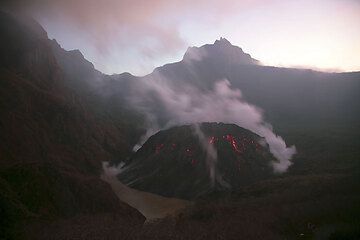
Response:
[0,10,145,239]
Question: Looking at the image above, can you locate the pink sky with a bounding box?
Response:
[17,0,360,75]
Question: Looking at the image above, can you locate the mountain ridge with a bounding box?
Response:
[182,37,260,65]
[0,11,146,239]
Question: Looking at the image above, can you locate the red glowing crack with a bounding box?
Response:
[224,134,242,153]
[208,136,218,144]
[155,143,164,154]
[191,159,197,166]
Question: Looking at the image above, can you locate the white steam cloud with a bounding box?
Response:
[192,124,217,186]
[192,124,231,187]
[129,73,296,173]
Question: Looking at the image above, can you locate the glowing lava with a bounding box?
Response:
[191,159,197,166]
[224,134,242,153]
[209,136,218,144]
[155,143,164,154]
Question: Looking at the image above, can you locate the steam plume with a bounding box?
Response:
[129,73,296,173]
[192,124,217,186]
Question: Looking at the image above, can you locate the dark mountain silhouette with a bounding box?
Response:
[0,11,144,239]
[183,37,259,65]
[97,37,360,138]
[1,9,359,240]
[119,123,276,199]
[146,39,360,126]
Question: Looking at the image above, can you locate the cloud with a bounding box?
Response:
[3,0,359,74]
[192,124,217,186]
[1,0,188,59]
[1,0,296,171]
[0,0,266,73]
[128,71,296,173]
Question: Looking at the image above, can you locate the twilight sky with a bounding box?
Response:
[9,0,360,75]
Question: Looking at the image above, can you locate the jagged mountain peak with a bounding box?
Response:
[214,37,232,46]
[183,37,259,65]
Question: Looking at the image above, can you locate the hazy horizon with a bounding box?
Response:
[2,0,360,75]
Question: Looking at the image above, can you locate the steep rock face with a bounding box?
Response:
[183,37,259,65]
[119,123,276,200]
[0,11,144,239]
[150,38,360,125]
[49,38,144,161]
